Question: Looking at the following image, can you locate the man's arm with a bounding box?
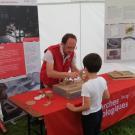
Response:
[71,63,79,73]
[44,50,79,79]
[46,62,79,79]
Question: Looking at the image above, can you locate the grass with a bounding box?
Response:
[101,115,135,135]
[2,115,135,135]
[3,117,27,135]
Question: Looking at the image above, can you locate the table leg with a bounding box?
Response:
[39,119,44,135]
[27,115,46,135]
[27,114,31,135]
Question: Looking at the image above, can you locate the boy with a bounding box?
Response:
[67,53,110,135]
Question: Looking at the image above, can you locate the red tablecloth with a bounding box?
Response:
[9,74,135,135]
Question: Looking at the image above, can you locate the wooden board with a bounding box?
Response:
[53,80,83,99]
[108,71,135,79]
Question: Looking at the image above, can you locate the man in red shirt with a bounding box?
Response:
[40,33,79,88]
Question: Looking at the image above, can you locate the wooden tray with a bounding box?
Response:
[108,71,135,79]
[53,80,83,99]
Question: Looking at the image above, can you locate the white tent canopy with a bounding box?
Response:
[37,0,135,74]
[37,0,105,4]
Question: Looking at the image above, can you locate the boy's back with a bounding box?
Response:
[81,76,107,115]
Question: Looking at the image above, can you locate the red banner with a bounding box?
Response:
[23,37,39,42]
[102,86,135,129]
[0,43,26,79]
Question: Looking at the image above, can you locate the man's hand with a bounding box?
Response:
[79,69,89,82]
[68,72,79,79]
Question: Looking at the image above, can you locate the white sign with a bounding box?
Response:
[105,0,135,62]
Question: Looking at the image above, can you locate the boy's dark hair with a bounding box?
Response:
[61,33,77,44]
[83,53,102,73]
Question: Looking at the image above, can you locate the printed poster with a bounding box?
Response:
[0,43,26,79]
[105,0,135,62]
[0,3,41,121]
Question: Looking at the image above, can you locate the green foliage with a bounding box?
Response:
[2,115,135,135]
[3,117,27,135]
[102,115,135,135]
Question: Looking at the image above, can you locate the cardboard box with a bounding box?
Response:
[53,80,83,99]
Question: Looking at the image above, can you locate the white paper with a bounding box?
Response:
[105,0,135,62]
[23,42,41,74]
